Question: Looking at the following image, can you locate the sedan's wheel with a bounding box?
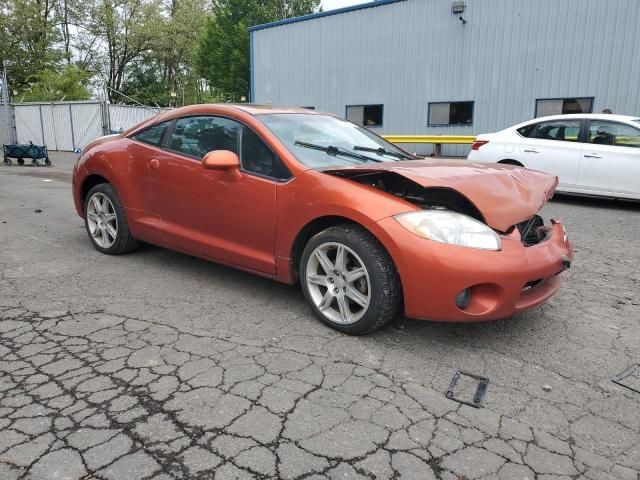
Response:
[300,224,400,335]
[84,183,139,255]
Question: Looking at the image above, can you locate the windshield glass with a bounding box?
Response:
[259,113,411,168]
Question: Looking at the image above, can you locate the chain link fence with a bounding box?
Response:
[1,101,168,152]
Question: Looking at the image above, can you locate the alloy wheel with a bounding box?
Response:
[86,192,118,248]
[305,242,371,325]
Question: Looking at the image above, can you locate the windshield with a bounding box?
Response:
[259,113,411,168]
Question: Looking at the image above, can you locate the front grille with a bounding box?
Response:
[517,215,547,247]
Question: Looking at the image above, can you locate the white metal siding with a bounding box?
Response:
[0,109,9,146]
[252,0,640,155]
[108,105,165,132]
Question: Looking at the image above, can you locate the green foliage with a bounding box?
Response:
[119,0,209,106]
[1,0,319,106]
[19,65,92,101]
[196,0,321,100]
[0,0,62,92]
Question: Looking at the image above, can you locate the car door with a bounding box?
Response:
[124,121,172,242]
[578,120,640,196]
[148,115,278,275]
[520,119,583,187]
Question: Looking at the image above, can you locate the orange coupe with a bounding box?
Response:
[72,105,573,334]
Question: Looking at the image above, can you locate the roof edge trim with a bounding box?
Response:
[248,0,407,32]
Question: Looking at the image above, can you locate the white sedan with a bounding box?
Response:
[467,114,640,200]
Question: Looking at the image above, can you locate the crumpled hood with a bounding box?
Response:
[323,160,558,232]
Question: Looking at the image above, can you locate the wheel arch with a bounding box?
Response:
[290,215,404,308]
[81,174,111,212]
[291,216,361,278]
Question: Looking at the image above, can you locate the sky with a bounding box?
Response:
[321,0,370,11]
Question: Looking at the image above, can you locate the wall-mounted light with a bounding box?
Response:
[451,1,466,14]
[451,1,467,24]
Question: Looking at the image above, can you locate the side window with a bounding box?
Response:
[168,116,239,159]
[589,121,640,148]
[517,124,536,138]
[132,122,169,147]
[533,120,581,142]
[241,127,290,180]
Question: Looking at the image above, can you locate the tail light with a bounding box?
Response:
[471,140,489,150]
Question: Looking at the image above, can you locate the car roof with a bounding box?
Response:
[124,103,328,137]
[158,103,323,120]
[522,113,639,124]
[506,113,640,132]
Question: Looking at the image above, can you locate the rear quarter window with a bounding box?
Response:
[517,124,536,137]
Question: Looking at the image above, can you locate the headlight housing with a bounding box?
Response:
[394,210,501,251]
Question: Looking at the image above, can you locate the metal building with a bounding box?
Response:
[250,0,640,154]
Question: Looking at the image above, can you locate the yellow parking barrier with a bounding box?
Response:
[382,135,477,156]
[382,135,477,144]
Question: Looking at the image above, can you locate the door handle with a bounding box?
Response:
[523,149,539,153]
[584,154,602,159]
[148,158,160,170]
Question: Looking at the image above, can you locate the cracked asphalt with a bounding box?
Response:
[0,152,639,480]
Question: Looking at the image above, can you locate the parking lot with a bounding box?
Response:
[0,152,639,480]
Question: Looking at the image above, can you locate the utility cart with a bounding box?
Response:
[3,143,51,166]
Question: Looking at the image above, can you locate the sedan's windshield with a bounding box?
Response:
[259,113,412,168]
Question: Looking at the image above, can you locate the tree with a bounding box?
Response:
[0,0,62,93]
[120,0,208,106]
[196,0,320,101]
[19,64,91,101]
[89,0,165,101]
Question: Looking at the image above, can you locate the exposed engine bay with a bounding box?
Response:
[326,170,486,222]
[327,170,551,246]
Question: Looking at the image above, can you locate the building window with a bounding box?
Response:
[346,104,383,127]
[428,101,474,126]
[535,97,593,117]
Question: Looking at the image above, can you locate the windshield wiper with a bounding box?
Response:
[353,145,413,160]
[294,141,382,163]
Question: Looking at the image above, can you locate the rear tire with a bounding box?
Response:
[17,158,24,166]
[3,157,10,166]
[300,224,401,335]
[84,183,140,255]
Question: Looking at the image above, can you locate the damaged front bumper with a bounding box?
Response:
[370,217,574,322]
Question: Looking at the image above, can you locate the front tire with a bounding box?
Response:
[84,183,139,255]
[300,224,401,335]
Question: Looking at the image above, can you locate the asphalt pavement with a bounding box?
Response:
[0,152,639,480]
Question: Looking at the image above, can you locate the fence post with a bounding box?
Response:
[2,62,17,144]
[101,101,111,135]
[68,104,76,149]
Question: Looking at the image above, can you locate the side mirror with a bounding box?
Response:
[202,150,240,170]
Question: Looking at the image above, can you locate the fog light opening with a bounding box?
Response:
[455,288,472,310]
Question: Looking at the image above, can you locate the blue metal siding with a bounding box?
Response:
[252,0,640,155]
